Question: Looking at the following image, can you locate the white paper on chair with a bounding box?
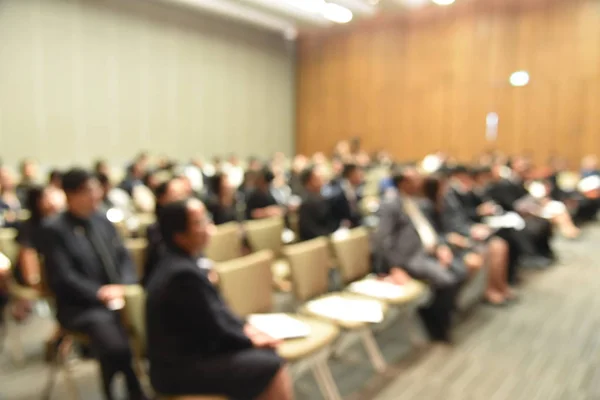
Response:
[541,201,566,219]
[484,212,525,231]
[578,175,600,193]
[306,296,384,323]
[348,279,406,300]
[248,313,311,340]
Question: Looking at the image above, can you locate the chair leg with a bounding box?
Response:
[359,328,387,373]
[4,301,24,365]
[57,337,81,400]
[314,361,343,400]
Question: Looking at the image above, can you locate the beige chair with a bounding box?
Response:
[125,238,148,280]
[218,250,342,400]
[136,213,157,237]
[283,238,388,373]
[243,217,290,290]
[331,227,427,306]
[204,222,243,262]
[0,228,19,264]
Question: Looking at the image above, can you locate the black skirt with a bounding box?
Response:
[151,348,284,400]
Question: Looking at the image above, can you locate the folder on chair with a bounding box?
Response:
[306,296,384,324]
[347,279,406,300]
[248,313,311,340]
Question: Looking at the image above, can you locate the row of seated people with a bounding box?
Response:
[0,151,598,399]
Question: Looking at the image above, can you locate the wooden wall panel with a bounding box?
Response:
[296,0,600,167]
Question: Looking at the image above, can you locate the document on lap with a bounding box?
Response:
[247,313,311,340]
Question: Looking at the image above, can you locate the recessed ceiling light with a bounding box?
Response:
[323,2,353,23]
[509,71,530,87]
[432,0,455,5]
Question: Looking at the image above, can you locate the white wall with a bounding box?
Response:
[0,0,296,167]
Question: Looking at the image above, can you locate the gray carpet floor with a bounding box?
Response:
[1,224,599,400]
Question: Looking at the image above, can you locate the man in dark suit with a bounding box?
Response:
[324,163,364,228]
[41,168,145,400]
[298,166,337,241]
[145,199,293,399]
[486,161,555,260]
[443,166,549,285]
[373,167,464,342]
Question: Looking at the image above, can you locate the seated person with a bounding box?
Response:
[425,175,513,305]
[205,172,240,225]
[0,167,22,228]
[421,176,483,278]
[373,167,465,342]
[486,161,555,260]
[41,168,146,400]
[146,199,293,400]
[11,186,61,320]
[245,168,284,220]
[0,251,11,322]
[143,177,188,286]
[323,163,364,228]
[298,167,337,241]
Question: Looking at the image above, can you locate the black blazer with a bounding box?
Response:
[298,192,337,241]
[145,248,252,389]
[441,187,478,237]
[486,179,528,212]
[41,212,137,326]
[324,181,363,228]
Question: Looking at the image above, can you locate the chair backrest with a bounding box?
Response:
[122,285,147,356]
[283,237,331,302]
[205,222,243,262]
[243,217,284,257]
[0,228,19,263]
[125,238,148,280]
[330,227,371,285]
[217,250,274,317]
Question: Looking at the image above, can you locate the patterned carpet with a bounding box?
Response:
[1,224,599,400]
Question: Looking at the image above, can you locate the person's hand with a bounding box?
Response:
[436,245,454,267]
[446,233,470,249]
[476,202,497,217]
[244,324,281,349]
[267,206,283,217]
[208,270,219,286]
[96,285,125,304]
[470,224,491,241]
[3,210,16,223]
[381,267,411,285]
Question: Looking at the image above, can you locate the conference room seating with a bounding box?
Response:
[125,238,149,281]
[242,217,291,291]
[204,221,243,262]
[282,238,388,373]
[217,250,343,400]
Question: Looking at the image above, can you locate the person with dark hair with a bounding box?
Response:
[0,167,22,228]
[205,173,239,225]
[41,168,146,400]
[142,177,188,286]
[324,163,365,228]
[373,167,464,342]
[16,158,38,206]
[298,167,337,241]
[146,199,293,400]
[244,167,282,220]
[7,186,61,320]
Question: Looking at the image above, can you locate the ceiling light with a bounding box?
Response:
[287,0,326,13]
[509,71,530,87]
[323,2,353,23]
[432,0,455,5]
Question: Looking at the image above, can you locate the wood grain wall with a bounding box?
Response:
[296,0,600,166]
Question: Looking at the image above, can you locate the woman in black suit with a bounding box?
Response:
[205,172,240,225]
